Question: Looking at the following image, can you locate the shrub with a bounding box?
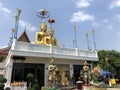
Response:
[27,73,34,80]
[0,83,4,89]
[33,83,40,89]
[0,56,4,62]
[0,77,7,83]
[5,87,11,90]
[27,87,34,90]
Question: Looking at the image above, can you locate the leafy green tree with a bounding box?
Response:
[93,50,120,78]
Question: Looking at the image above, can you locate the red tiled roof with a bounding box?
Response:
[0,46,10,56]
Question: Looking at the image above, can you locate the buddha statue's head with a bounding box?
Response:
[40,20,47,32]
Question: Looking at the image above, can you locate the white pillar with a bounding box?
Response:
[70,64,73,78]
[49,44,52,53]
[44,63,49,86]
[75,48,78,56]
[5,58,13,87]
[11,39,17,50]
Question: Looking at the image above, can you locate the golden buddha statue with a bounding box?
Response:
[35,20,47,44]
[48,58,57,88]
[35,8,57,46]
[60,67,68,86]
[83,61,90,85]
[34,19,57,46]
[44,29,57,46]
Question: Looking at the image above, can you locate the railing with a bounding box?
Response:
[14,41,98,58]
[15,42,50,53]
[53,47,76,56]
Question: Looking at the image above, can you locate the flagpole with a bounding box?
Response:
[86,33,90,51]
[73,25,77,48]
[14,8,21,39]
[73,40,75,48]
[92,30,96,50]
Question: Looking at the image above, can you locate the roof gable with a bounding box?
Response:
[17,30,30,43]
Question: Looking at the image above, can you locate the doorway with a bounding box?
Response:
[11,63,45,88]
[73,65,83,83]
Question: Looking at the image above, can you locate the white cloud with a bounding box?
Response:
[109,0,120,10]
[70,11,94,22]
[0,3,11,13]
[19,20,37,31]
[75,0,92,8]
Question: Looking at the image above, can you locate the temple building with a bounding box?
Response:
[0,8,98,88]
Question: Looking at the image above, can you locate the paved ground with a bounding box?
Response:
[91,87,120,90]
[73,88,120,90]
[82,86,120,90]
[107,88,120,90]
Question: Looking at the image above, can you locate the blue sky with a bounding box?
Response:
[0,0,120,51]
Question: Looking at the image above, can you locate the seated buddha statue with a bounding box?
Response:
[44,29,57,46]
[35,20,47,44]
[35,19,57,46]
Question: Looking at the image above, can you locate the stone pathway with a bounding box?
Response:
[91,87,120,90]
[68,87,120,90]
[107,88,120,90]
[82,86,120,90]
